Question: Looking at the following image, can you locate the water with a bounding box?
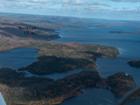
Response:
[97,57,140,85]
[57,20,140,57]
[56,19,140,105]
[62,88,117,105]
[124,100,140,105]
[24,69,82,80]
[0,48,38,69]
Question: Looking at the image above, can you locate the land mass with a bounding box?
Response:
[0,17,59,41]
[128,60,140,68]
[0,69,136,105]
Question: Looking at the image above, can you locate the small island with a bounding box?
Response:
[128,60,140,68]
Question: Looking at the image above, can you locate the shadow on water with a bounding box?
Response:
[61,88,117,105]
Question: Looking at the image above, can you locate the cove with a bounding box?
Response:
[0,48,38,69]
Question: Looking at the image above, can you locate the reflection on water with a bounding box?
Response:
[24,69,82,80]
[45,69,82,80]
[61,88,117,105]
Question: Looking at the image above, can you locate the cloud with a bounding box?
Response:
[0,0,110,8]
[110,0,140,2]
[0,0,140,20]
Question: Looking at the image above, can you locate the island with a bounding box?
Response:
[128,60,140,68]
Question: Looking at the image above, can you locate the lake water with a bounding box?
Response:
[62,88,117,105]
[24,69,82,80]
[56,19,140,105]
[0,48,38,69]
[124,100,140,105]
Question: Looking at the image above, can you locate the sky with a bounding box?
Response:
[0,0,140,20]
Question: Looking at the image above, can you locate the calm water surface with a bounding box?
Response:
[62,88,117,105]
[0,48,38,69]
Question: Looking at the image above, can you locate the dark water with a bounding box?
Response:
[56,19,140,105]
[24,69,82,80]
[0,48,38,69]
[124,100,140,105]
[62,88,117,105]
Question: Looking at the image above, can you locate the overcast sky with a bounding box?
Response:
[0,0,140,20]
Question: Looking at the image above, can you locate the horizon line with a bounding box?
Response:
[0,11,140,22]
